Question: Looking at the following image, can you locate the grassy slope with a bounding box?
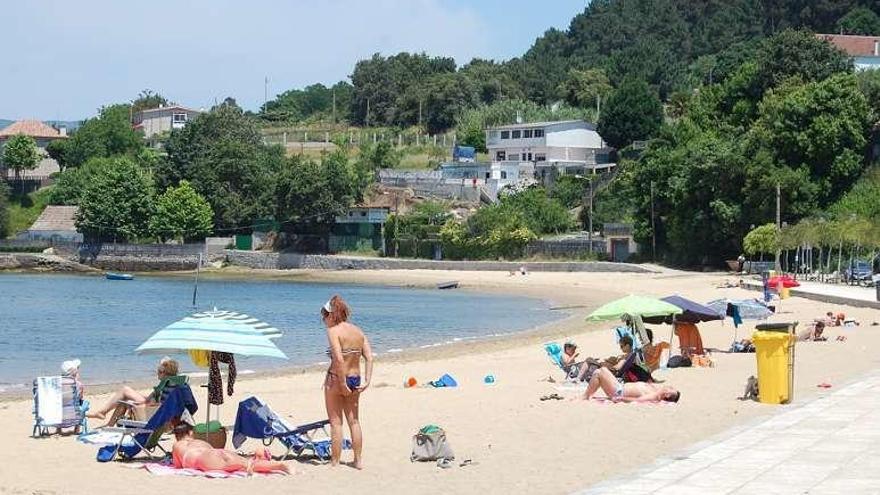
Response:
[7,187,53,238]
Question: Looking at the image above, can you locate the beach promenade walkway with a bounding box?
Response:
[743,279,879,309]
[578,369,880,494]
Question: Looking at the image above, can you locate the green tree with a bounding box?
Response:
[273,150,366,234]
[65,104,144,168]
[598,78,663,149]
[45,139,70,172]
[2,134,40,179]
[150,180,214,242]
[131,89,169,113]
[358,140,400,170]
[459,58,524,104]
[260,82,352,123]
[75,156,155,241]
[404,72,479,133]
[499,187,574,235]
[832,167,880,220]
[837,6,880,35]
[743,223,779,258]
[350,52,456,126]
[48,157,113,205]
[160,104,281,230]
[559,68,612,110]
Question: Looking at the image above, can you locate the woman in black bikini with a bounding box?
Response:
[322,295,373,469]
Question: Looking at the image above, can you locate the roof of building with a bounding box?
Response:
[135,105,202,115]
[29,206,78,232]
[0,120,67,139]
[817,34,880,57]
[488,120,595,131]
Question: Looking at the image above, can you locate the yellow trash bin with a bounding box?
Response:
[752,331,795,404]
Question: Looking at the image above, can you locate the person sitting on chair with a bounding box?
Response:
[581,367,680,403]
[87,357,182,426]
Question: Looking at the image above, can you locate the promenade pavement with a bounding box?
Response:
[578,370,880,494]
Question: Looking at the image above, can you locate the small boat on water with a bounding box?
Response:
[105,272,134,281]
[437,281,459,290]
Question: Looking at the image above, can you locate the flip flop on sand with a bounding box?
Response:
[540,393,563,401]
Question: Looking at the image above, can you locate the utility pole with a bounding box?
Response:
[332,90,337,124]
[418,99,423,128]
[650,181,657,262]
[588,177,594,254]
[775,182,781,272]
[365,98,371,128]
[595,94,601,120]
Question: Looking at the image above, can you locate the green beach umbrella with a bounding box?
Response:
[586,295,683,322]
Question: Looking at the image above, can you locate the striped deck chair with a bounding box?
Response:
[232,396,350,462]
[32,376,89,437]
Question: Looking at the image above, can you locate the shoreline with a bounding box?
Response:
[0,268,582,401]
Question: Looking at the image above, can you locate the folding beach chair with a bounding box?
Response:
[232,396,350,462]
[95,384,198,462]
[32,376,89,437]
[108,375,190,425]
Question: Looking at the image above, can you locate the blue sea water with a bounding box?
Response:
[0,273,559,390]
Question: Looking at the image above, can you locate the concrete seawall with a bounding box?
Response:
[225,250,655,273]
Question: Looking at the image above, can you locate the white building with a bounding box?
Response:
[485,120,615,193]
[132,105,203,139]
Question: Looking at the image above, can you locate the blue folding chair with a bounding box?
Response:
[95,385,198,462]
[233,396,350,462]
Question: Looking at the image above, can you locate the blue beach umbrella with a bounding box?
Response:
[136,309,288,359]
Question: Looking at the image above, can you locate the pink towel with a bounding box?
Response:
[142,463,287,478]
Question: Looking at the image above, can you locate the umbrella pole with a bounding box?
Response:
[667,315,676,366]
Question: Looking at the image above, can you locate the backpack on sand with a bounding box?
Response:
[410,425,454,462]
[740,375,759,401]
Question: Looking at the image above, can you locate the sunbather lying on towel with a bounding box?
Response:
[171,418,291,474]
[581,367,680,403]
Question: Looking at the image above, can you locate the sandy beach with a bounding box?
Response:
[3,268,879,494]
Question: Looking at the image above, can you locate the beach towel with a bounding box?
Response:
[142,463,287,478]
[429,374,458,388]
[674,322,705,356]
[36,376,63,426]
[731,305,743,328]
[78,430,136,447]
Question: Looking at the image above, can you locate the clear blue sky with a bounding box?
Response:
[4,0,588,121]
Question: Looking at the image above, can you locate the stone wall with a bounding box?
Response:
[225,250,654,273]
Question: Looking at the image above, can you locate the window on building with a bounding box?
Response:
[500,130,510,139]
[535,153,546,162]
[527,152,533,161]
[511,130,521,139]
[534,129,544,138]
[523,129,533,138]
[500,171,508,179]
[172,113,187,123]
[496,151,506,161]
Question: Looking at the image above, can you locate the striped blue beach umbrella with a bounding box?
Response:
[135,309,288,359]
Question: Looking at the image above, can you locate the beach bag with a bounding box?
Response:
[410,425,454,462]
[667,355,692,368]
[622,363,654,383]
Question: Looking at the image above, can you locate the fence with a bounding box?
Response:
[262,129,457,148]
[3,176,53,195]
[0,239,52,252]
[524,239,607,259]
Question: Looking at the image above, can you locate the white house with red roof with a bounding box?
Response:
[817,34,880,70]
[0,120,68,178]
